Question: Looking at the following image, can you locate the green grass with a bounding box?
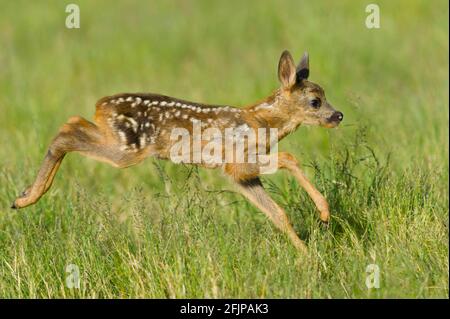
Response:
[0,0,448,298]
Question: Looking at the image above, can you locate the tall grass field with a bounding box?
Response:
[0,0,448,298]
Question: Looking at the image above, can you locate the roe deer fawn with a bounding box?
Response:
[12,50,343,252]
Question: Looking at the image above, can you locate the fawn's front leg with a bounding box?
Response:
[276,152,330,223]
[225,163,307,252]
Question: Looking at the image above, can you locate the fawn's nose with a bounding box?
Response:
[330,111,343,122]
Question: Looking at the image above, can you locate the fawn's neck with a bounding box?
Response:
[244,90,301,141]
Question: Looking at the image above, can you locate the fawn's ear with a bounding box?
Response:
[296,51,310,82]
[278,50,297,89]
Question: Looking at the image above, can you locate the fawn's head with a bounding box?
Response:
[276,50,343,128]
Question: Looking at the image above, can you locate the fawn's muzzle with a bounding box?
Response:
[329,111,343,123]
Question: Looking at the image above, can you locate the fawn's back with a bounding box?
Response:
[95,93,247,161]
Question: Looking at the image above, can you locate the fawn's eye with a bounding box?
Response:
[309,98,321,109]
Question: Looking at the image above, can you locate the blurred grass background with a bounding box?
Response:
[0,0,448,298]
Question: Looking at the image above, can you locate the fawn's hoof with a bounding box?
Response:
[319,210,330,223]
[295,242,308,254]
[291,237,308,253]
[11,197,28,209]
[11,187,33,209]
[11,197,23,209]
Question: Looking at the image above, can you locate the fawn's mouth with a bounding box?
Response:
[324,111,343,128]
[323,122,338,128]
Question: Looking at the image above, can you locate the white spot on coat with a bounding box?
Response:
[118,131,127,143]
[255,102,274,111]
[128,118,139,133]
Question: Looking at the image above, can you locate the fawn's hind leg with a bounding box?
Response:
[12,116,148,209]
